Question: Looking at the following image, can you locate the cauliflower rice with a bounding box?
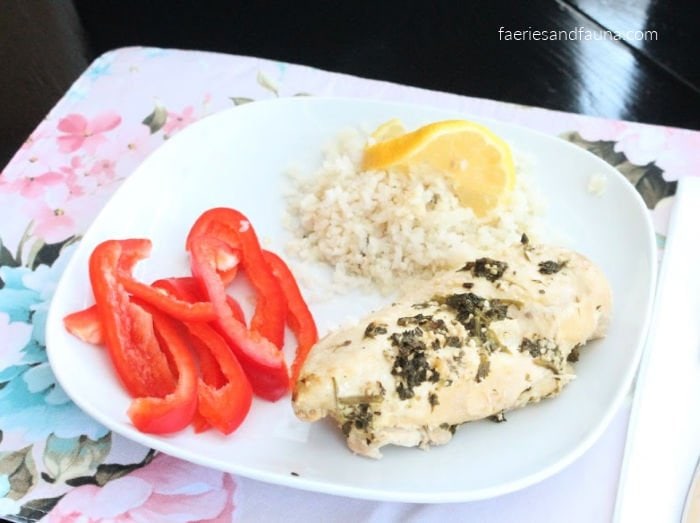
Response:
[284,128,547,295]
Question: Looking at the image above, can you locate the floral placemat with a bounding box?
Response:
[1,47,698,522]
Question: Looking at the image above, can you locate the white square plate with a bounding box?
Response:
[46,97,656,502]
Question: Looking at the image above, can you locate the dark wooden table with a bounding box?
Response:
[1,0,699,170]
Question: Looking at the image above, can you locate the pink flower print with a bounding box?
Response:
[47,454,237,522]
[101,124,155,175]
[57,112,122,154]
[654,130,700,181]
[88,158,118,185]
[614,128,668,167]
[124,124,153,155]
[163,106,196,138]
[576,119,700,181]
[0,171,64,198]
[26,201,75,243]
[60,156,101,197]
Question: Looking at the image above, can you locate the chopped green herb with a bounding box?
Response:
[489,411,507,423]
[442,292,511,349]
[341,403,374,436]
[520,337,541,357]
[439,422,457,435]
[428,392,439,410]
[460,257,508,282]
[475,351,491,382]
[538,259,568,275]
[364,322,388,338]
[567,346,581,363]
[397,313,448,333]
[446,336,462,347]
[390,331,440,400]
[520,336,565,374]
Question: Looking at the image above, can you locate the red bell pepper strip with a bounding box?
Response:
[262,250,318,384]
[213,244,241,286]
[184,217,242,286]
[152,278,243,388]
[127,308,198,434]
[118,276,217,323]
[66,277,247,357]
[186,207,286,348]
[192,411,211,433]
[114,238,152,273]
[187,323,252,434]
[111,239,218,323]
[64,305,103,345]
[153,277,253,434]
[189,236,289,400]
[152,278,226,395]
[151,277,246,325]
[151,277,247,326]
[152,277,205,303]
[88,239,175,398]
[193,329,227,389]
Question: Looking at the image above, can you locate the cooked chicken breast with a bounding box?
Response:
[292,241,612,458]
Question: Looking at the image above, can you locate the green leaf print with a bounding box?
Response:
[561,131,677,209]
[142,104,168,134]
[29,235,80,270]
[65,448,156,487]
[42,433,112,484]
[0,445,37,499]
[256,70,279,96]
[0,237,19,268]
[230,97,254,106]
[17,496,63,521]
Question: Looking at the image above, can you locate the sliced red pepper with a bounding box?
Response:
[67,241,215,342]
[88,239,175,398]
[186,207,286,348]
[151,278,226,388]
[114,238,153,273]
[185,217,241,286]
[67,278,247,361]
[119,276,216,323]
[193,328,227,389]
[152,278,242,389]
[152,277,205,303]
[64,305,103,345]
[226,296,246,326]
[213,244,241,287]
[110,239,218,323]
[263,250,319,384]
[154,277,253,434]
[187,323,252,434]
[151,277,246,325]
[192,411,211,433]
[189,236,289,400]
[127,308,198,434]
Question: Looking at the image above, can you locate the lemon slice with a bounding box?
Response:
[370,118,406,142]
[363,119,516,216]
